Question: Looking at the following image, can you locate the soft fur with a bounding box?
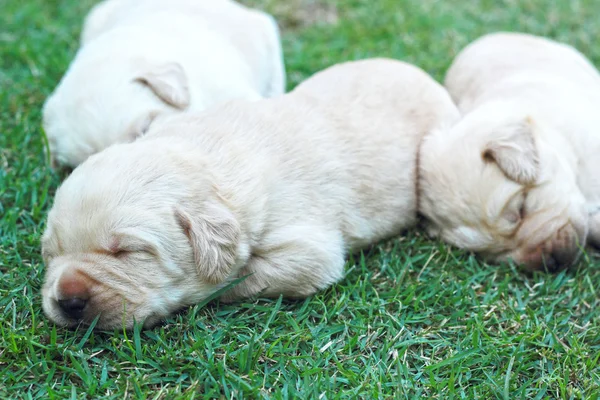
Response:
[419,32,600,270]
[43,0,285,167]
[41,58,459,329]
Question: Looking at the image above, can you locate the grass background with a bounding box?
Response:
[1,0,599,398]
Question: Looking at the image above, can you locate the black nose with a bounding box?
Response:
[58,297,87,320]
[541,254,559,272]
[540,248,579,273]
[551,248,579,269]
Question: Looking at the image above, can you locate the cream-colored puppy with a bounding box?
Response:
[43,0,285,168]
[41,59,459,329]
[419,32,600,271]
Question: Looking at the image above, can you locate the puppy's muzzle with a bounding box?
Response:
[522,223,585,271]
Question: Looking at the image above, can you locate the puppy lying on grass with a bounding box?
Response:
[419,32,600,271]
[41,58,459,329]
[43,0,285,168]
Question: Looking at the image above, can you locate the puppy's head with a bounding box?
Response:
[43,44,191,168]
[41,141,249,329]
[419,103,588,271]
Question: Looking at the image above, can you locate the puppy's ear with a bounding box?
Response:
[135,62,190,109]
[175,202,240,285]
[482,117,539,185]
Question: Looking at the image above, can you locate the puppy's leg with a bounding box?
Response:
[223,226,345,300]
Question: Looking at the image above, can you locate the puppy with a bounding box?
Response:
[41,58,459,329]
[43,0,285,168]
[419,32,600,271]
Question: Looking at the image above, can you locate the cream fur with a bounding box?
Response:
[43,0,285,167]
[41,58,459,329]
[419,32,600,270]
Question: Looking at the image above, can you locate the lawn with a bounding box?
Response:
[1,0,599,398]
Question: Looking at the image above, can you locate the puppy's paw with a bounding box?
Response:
[225,226,346,300]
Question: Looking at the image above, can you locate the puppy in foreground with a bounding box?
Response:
[419,32,600,271]
[43,0,285,168]
[41,59,459,329]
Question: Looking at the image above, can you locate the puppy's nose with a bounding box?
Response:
[541,254,560,273]
[57,270,90,320]
[58,297,87,320]
[550,247,579,270]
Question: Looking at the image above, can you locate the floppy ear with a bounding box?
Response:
[135,62,190,109]
[482,117,539,185]
[175,202,240,285]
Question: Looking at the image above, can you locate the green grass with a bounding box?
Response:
[1,0,600,398]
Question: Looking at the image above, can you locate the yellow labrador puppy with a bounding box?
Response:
[43,0,285,168]
[419,32,600,271]
[41,59,459,329]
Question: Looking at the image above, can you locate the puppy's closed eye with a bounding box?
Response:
[518,194,527,219]
[112,248,132,259]
[108,234,159,259]
[109,247,158,265]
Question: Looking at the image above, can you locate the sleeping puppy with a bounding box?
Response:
[419,32,600,271]
[43,0,285,168]
[41,58,459,329]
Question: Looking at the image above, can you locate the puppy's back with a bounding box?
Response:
[446,32,600,110]
[82,0,267,44]
[294,58,459,138]
[292,59,460,245]
[80,0,285,97]
[148,59,459,248]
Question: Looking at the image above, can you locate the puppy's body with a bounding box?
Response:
[42,59,459,328]
[420,32,600,269]
[43,0,285,167]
